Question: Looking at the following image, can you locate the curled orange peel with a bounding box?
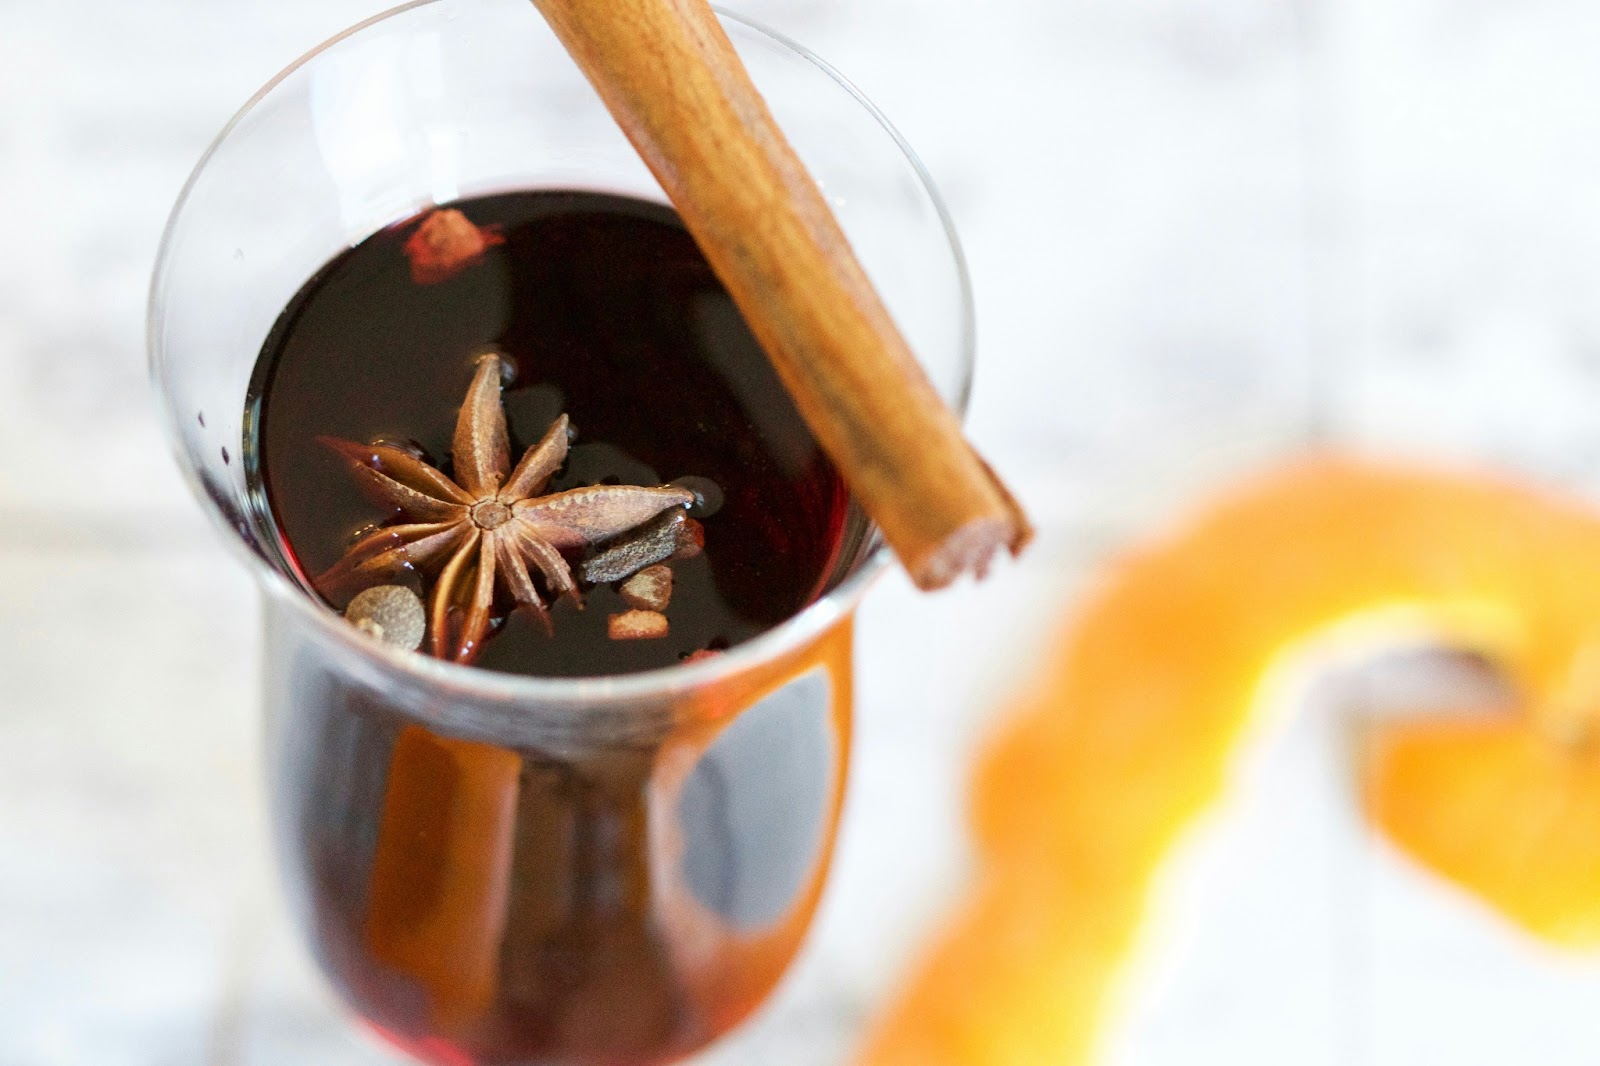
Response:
[857,456,1600,1066]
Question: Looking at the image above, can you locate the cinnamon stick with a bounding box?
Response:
[529,0,1031,589]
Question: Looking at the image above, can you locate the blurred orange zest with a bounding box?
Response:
[858,456,1600,1066]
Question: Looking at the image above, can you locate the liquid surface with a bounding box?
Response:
[250,191,849,676]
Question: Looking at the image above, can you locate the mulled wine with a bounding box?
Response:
[253,192,860,1065]
[248,190,853,677]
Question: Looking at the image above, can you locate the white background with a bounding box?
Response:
[6,0,1600,1061]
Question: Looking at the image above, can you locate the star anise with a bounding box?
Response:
[317,351,695,662]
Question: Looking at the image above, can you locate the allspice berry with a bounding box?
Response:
[344,585,427,652]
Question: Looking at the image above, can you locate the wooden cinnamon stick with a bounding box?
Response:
[529,0,1031,589]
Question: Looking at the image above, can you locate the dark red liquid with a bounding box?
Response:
[254,192,860,1066]
[249,190,852,676]
[270,640,851,1066]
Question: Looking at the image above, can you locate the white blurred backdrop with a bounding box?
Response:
[6,0,1600,1062]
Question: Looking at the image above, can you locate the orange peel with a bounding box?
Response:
[857,456,1600,1066]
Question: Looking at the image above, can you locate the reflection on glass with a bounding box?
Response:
[270,612,852,1063]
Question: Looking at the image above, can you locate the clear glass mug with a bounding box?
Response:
[148,1,973,1062]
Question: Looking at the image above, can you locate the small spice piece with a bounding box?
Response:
[344,585,427,652]
[620,565,673,612]
[581,510,690,584]
[403,208,505,285]
[673,517,705,559]
[684,648,723,665]
[609,609,669,640]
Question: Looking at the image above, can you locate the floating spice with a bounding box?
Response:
[609,609,669,641]
[317,351,694,663]
[580,510,701,585]
[343,585,426,652]
[620,565,673,612]
[403,208,505,285]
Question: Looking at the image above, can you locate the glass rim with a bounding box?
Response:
[148,0,978,705]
